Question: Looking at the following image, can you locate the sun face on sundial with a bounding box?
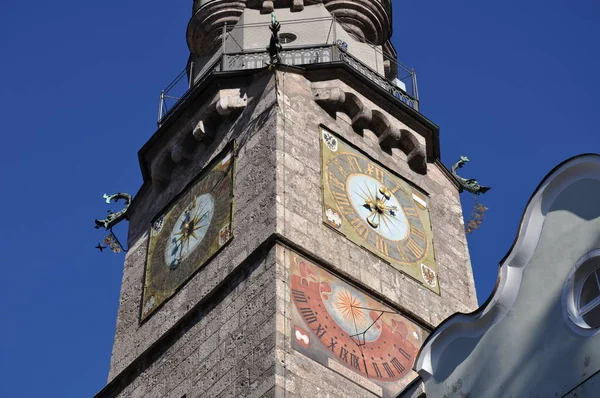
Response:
[289,251,426,397]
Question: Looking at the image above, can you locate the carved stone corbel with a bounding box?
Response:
[261,1,274,13]
[401,129,427,174]
[313,87,346,112]
[313,84,428,175]
[344,93,372,130]
[292,0,304,12]
[153,89,249,190]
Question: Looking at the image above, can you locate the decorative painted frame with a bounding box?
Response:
[320,126,439,293]
[288,249,426,397]
[140,145,235,322]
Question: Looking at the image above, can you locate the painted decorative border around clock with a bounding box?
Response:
[319,126,440,294]
[288,249,425,397]
[140,143,236,322]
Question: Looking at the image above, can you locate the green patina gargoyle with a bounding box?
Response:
[267,13,282,65]
[94,193,133,230]
[452,156,491,195]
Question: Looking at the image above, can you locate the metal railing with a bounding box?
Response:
[157,18,419,125]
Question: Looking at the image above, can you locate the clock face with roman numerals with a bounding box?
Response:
[289,250,426,397]
[140,148,235,321]
[321,127,439,293]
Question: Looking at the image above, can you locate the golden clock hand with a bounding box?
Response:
[193,199,208,222]
[379,186,392,200]
[367,211,380,228]
[356,185,372,202]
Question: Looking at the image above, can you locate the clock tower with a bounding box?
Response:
[96,1,477,397]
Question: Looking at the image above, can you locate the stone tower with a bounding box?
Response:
[96,1,477,397]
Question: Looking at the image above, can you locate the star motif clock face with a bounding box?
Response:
[289,251,425,397]
[321,127,439,293]
[164,194,215,270]
[141,149,234,321]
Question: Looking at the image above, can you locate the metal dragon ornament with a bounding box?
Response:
[94,193,132,253]
[452,156,491,234]
[452,156,491,195]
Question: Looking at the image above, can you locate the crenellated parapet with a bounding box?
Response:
[187,0,392,56]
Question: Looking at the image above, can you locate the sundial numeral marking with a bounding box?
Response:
[372,363,382,378]
[398,347,411,360]
[328,338,338,352]
[339,347,349,363]
[382,362,395,378]
[314,323,327,339]
[391,357,406,373]
[300,307,318,324]
[350,353,361,370]
[292,289,308,303]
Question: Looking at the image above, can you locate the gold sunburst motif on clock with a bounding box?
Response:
[336,289,367,323]
[320,126,439,294]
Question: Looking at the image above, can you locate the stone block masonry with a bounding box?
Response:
[274,69,477,329]
[97,246,278,398]
[99,65,477,398]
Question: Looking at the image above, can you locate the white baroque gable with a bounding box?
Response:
[414,154,600,398]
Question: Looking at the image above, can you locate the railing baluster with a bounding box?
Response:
[158,16,420,124]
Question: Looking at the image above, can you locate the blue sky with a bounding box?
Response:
[0,1,598,397]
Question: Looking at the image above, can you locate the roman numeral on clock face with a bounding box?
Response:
[403,206,419,218]
[375,235,389,256]
[406,238,425,259]
[328,172,346,192]
[346,155,363,173]
[333,158,348,178]
[396,243,411,262]
[411,226,427,242]
[331,191,355,216]
[365,163,385,183]
[350,217,370,240]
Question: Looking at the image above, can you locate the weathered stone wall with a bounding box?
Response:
[102,66,477,397]
[272,245,425,398]
[101,246,278,398]
[108,71,280,380]
[273,70,477,329]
